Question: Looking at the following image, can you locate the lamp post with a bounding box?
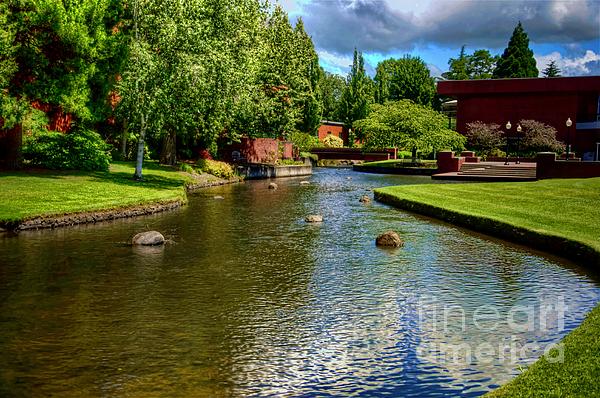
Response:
[565,118,572,161]
[504,121,512,165]
[515,124,522,164]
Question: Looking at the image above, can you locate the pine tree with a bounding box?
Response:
[493,22,538,78]
[542,60,561,77]
[443,46,469,80]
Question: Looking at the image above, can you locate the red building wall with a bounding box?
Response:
[438,77,600,155]
[317,122,349,145]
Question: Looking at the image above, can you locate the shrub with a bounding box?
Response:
[465,121,504,158]
[22,128,111,171]
[179,163,197,174]
[519,119,564,154]
[322,134,344,148]
[197,159,235,179]
[300,151,318,162]
[288,131,319,152]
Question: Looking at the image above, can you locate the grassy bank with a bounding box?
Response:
[0,162,213,225]
[374,178,600,396]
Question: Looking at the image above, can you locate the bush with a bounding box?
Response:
[288,131,319,152]
[179,163,197,174]
[22,128,111,171]
[519,119,564,154]
[322,134,344,148]
[197,159,235,179]
[300,151,318,162]
[465,121,504,158]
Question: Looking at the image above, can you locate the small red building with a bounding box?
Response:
[317,120,349,145]
[438,76,600,160]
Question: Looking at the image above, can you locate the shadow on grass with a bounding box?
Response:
[0,161,187,191]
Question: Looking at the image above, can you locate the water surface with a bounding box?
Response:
[1,168,598,397]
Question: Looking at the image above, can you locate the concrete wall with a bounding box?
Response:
[238,163,312,179]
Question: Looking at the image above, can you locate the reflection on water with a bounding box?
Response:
[0,168,598,397]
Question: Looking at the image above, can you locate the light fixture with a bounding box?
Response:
[506,121,512,130]
[566,118,572,127]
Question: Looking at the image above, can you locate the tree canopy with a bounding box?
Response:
[493,22,538,78]
[320,71,346,121]
[339,49,372,130]
[354,100,465,160]
[374,55,435,106]
[443,47,498,80]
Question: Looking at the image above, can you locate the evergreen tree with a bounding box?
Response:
[542,60,561,77]
[467,49,498,79]
[493,21,538,78]
[443,46,469,80]
[374,55,435,106]
[339,49,373,131]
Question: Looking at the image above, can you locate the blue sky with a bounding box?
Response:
[279,0,600,77]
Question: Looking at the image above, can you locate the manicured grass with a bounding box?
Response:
[374,178,600,396]
[0,162,194,223]
[375,178,600,253]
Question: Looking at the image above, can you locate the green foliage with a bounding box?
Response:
[354,100,466,156]
[322,134,344,148]
[300,151,318,161]
[320,71,346,121]
[493,22,538,78]
[22,128,111,171]
[374,55,435,106]
[340,49,373,131]
[443,47,498,80]
[2,0,126,125]
[465,121,504,158]
[197,158,235,179]
[277,158,304,165]
[542,60,561,77]
[179,163,197,174]
[288,131,319,152]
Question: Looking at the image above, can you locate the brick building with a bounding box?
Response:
[438,76,600,160]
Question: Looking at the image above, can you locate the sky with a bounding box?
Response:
[278,0,600,77]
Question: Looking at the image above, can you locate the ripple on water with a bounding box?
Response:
[0,169,598,397]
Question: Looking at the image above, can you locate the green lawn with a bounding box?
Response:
[0,162,193,223]
[375,178,600,253]
[374,178,600,396]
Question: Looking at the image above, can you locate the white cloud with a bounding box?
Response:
[536,50,600,76]
[317,50,354,75]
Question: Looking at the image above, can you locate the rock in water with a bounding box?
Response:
[305,214,323,223]
[359,195,371,203]
[213,195,224,200]
[376,231,403,247]
[268,182,278,190]
[132,231,165,246]
[300,181,310,185]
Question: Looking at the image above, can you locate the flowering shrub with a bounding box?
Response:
[519,119,564,154]
[465,122,504,158]
[322,134,344,148]
[196,159,235,178]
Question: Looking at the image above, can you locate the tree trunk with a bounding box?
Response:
[120,122,128,160]
[134,114,146,180]
[160,130,177,165]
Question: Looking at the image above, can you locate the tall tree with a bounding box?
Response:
[374,55,435,106]
[443,47,498,80]
[467,49,498,79]
[320,71,346,121]
[339,49,373,131]
[542,60,561,77]
[443,46,469,80]
[493,21,538,78]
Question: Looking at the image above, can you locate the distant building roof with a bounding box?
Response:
[320,120,345,126]
[437,76,600,96]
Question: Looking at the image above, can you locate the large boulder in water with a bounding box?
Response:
[268,182,278,190]
[376,231,403,247]
[132,231,165,246]
[359,195,371,203]
[305,214,323,223]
